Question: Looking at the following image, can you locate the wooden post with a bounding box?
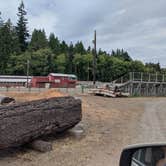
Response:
[121,77,123,84]
[149,73,151,82]
[129,72,132,81]
[93,30,97,86]
[156,72,158,82]
[26,60,30,88]
[141,72,143,82]
[146,83,149,96]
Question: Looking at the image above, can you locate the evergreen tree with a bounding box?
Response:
[16,1,29,52]
[7,19,20,54]
[0,12,3,27]
[87,46,91,53]
[74,41,86,54]
[48,33,60,54]
[0,21,13,73]
[111,49,132,61]
[66,42,74,73]
[60,40,68,53]
[29,29,48,51]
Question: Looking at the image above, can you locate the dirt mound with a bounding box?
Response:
[1,89,66,102]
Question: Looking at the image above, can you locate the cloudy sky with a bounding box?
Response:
[1,0,166,66]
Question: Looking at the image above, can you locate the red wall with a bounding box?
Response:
[31,75,76,88]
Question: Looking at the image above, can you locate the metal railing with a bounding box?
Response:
[114,72,166,84]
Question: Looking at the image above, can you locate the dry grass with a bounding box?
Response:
[1,89,66,102]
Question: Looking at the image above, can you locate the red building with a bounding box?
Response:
[30,73,77,88]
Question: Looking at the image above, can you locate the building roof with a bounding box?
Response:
[0,75,32,79]
[0,75,32,83]
[0,78,31,83]
[49,73,77,78]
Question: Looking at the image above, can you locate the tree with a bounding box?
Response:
[111,49,132,61]
[48,33,60,55]
[60,41,68,53]
[0,20,20,74]
[7,19,20,54]
[0,23,12,73]
[55,54,67,73]
[66,42,74,73]
[30,48,54,76]
[16,1,29,52]
[145,62,161,73]
[0,12,3,27]
[29,29,48,51]
[130,60,145,72]
[74,41,86,54]
[83,53,93,81]
[87,46,91,54]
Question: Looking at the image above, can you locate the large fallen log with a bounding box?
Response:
[0,96,82,149]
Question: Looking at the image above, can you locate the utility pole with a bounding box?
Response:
[93,30,97,86]
[26,60,30,88]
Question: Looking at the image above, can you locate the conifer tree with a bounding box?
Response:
[48,33,60,54]
[16,1,29,52]
[29,29,48,51]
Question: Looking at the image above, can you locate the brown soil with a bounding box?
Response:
[1,89,65,102]
[0,95,166,166]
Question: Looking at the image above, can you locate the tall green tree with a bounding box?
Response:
[29,29,48,51]
[74,41,86,54]
[48,33,60,54]
[60,40,68,53]
[16,1,29,52]
[145,62,161,73]
[55,54,67,73]
[0,12,3,26]
[66,42,74,73]
[111,49,132,61]
[0,20,20,74]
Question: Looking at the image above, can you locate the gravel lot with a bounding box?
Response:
[0,95,166,166]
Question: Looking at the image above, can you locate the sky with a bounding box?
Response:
[1,0,166,66]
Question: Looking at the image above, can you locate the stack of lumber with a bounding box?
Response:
[0,96,82,150]
[89,88,116,97]
[89,88,130,98]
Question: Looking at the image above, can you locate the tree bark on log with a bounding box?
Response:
[0,96,82,149]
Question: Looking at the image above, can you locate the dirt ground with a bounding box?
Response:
[1,89,65,102]
[0,94,166,166]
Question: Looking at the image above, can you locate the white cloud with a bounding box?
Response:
[28,11,58,36]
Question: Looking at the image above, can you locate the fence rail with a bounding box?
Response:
[0,86,90,96]
[114,72,166,84]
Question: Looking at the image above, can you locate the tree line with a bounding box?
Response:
[0,1,164,82]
